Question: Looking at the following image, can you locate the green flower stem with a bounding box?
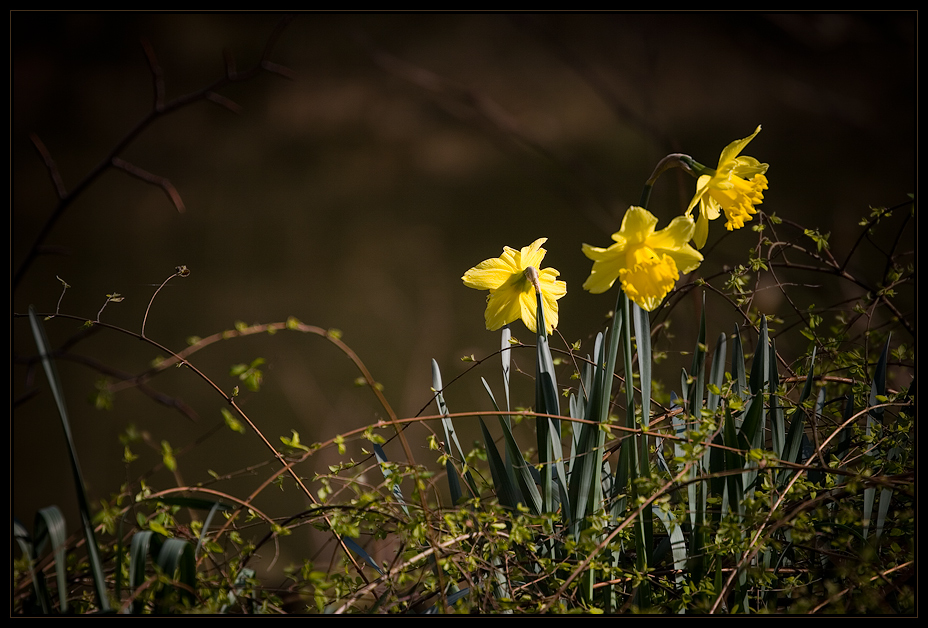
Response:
[640,153,706,208]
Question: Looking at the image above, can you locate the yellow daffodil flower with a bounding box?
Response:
[462,238,566,335]
[687,125,769,249]
[582,206,703,312]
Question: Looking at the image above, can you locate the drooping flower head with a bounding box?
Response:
[582,206,703,312]
[687,125,769,249]
[462,237,566,335]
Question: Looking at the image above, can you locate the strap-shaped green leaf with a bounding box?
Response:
[864,335,893,540]
[373,443,409,515]
[13,516,50,613]
[482,378,537,514]
[652,504,687,584]
[432,359,478,502]
[34,506,69,613]
[28,307,110,612]
[567,335,606,538]
[707,333,727,413]
[128,530,162,614]
[731,325,747,403]
[479,416,519,510]
[779,347,816,486]
[769,338,785,458]
[342,537,384,575]
[155,538,196,611]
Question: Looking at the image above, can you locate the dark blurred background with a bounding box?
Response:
[12,13,915,582]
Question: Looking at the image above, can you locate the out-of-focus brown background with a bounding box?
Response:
[13,13,915,580]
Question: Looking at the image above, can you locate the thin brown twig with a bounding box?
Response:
[140,265,189,338]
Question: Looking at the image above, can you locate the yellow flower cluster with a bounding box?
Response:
[463,127,767,325]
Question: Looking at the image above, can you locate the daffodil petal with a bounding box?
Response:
[693,212,710,250]
[647,215,695,251]
[620,206,658,245]
[581,243,625,294]
[518,289,540,334]
[462,264,514,290]
[485,286,524,332]
[582,242,617,261]
[717,125,761,170]
[519,238,548,270]
[665,244,704,275]
[687,175,714,215]
[538,270,567,297]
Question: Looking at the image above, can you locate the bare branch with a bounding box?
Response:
[205,91,243,114]
[111,157,186,213]
[29,133,67,199]
[140,38,165,112]
[14,16,295,291]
